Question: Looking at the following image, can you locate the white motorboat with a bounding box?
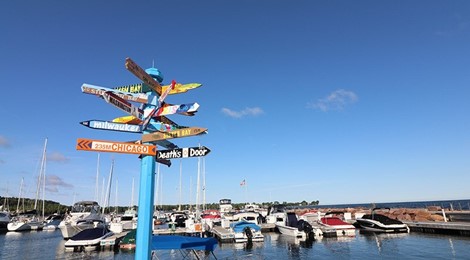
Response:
[219,198,233,214]
[319,211,356,237]
[265,205,287,225]
[230,220,264,243]
[64,226,113,251]
[224,211,262,225]
[7,210,43,232]
[276,212,322,240]
[354,208,410,233]
[119,208,138,230]
[0,211,11,231]
[43,213,64,231]
[59,201,106,239]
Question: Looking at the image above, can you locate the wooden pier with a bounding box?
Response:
[211,226,234,243]
[404,221,470,236]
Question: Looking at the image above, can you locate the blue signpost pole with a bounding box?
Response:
[135,152,156,260]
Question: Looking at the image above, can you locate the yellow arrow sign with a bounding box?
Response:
[142,127,207,142]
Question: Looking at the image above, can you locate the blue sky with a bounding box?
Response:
[1,1,469,207]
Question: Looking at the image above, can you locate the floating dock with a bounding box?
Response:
[405,221,470,236]
[211,226,235,243]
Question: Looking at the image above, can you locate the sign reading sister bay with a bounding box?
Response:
[76,138,156,155]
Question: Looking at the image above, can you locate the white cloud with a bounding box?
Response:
[0,136,10,148]
[48,152,70,163]
[221,107,264,118]
[45,175,73,193]
[308,89,358,111]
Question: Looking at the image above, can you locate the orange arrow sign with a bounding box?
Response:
[76,138,156,156]
[142,127,207,142]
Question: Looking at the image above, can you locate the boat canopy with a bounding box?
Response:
[151,235,218,251]
[230,220,261,233]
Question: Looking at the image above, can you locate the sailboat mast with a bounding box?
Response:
[102,159,114,214]
[154,164,160,211]
[34,138,47,210]
[178,159,182,211]
[115,178,118,213]
[16,177,23,213]
[42,140,47,220]
[95,153,100,202]
[131,177,135,209]
[202,157,206,211]
[195,156,201,216]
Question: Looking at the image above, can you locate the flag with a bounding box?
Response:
[240,179,246,186]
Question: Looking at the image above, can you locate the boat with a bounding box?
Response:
[43,213,64,231]
[354,208,410,233]
[219,198,233,214]
[7,210,43,232]
[224,211,262,225]
[169,211,188,228]
[230,220,264,243]
[319,211,356,237]
[119,208,138,230]
[64,226,114,251]
[265,205,288,225]
[0,210,11,231]
[119,229,137,250]
[275,212,322,240]
[59,201,107,239]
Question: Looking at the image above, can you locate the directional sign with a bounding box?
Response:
[103,91,143,119]
[142,127,207,142]
[113,115,143,125]
[157,146,211,159]
[158,80,176,104]
[156,102,199,116]
[81,84,148,103]
[125,57,162,95]
[80,120,142,133]
[76,138,156,155]
[113,82,202,95]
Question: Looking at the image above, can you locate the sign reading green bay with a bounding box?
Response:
[157,146,211,159]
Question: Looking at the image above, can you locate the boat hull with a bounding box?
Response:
[355,219,410,233]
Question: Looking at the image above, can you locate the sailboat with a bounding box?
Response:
[8,139,48,232]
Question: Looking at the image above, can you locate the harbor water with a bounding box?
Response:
[1,229,470,259]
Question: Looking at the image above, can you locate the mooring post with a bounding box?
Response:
[135,154,156,260]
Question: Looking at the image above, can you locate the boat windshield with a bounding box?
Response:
[219,199,231,205]
[71,202,100,213]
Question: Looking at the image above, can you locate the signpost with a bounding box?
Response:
[76,138,156,155]
[157,146,211,159]
[142,127,207,142]
[77,57,208,260]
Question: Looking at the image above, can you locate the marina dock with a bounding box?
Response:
[405,221,470,236]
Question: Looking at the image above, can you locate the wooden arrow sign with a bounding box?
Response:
[157,146,211,159]
[142,127,207,142]
[81,84,148,103]
[80,120,142,133]
[76,138,156,155]
[125,57,162,95]
[102,91,143,119]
